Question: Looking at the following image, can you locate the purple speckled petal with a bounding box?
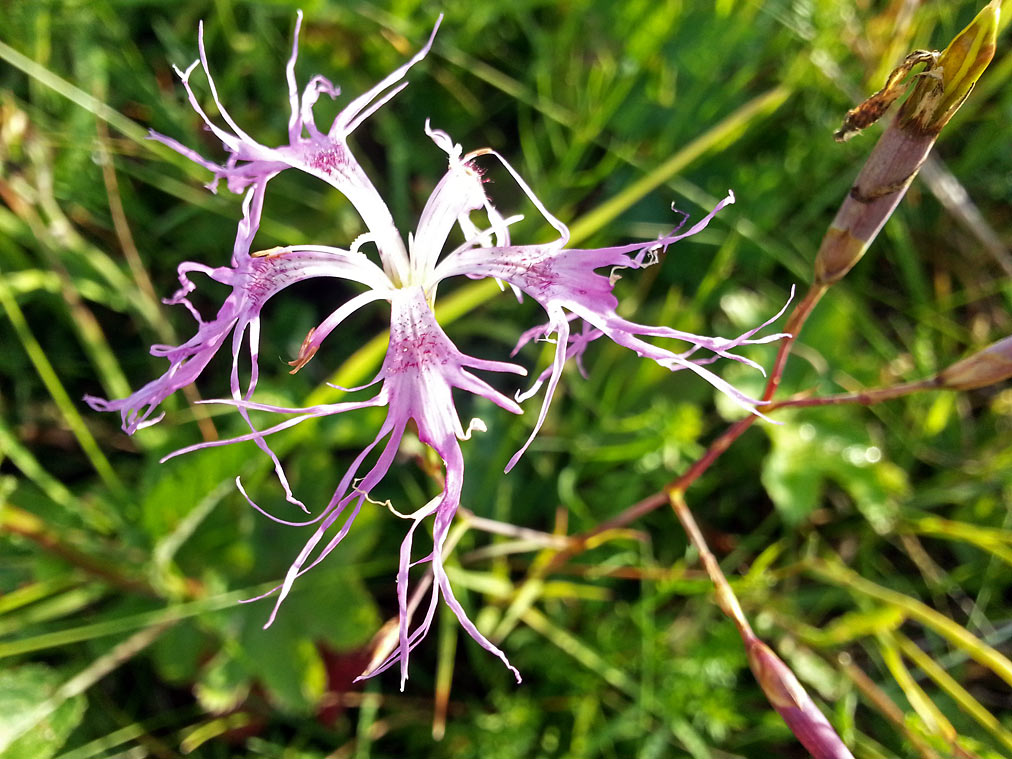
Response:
[149,16,441,281]
[86,243,388,434]
[435,191,787,468]
[238,287,524,682]
[85,228,389,506]
[364,444,521,690]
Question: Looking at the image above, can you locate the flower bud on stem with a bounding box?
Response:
[667,492,855,759]
[816,1,998,286]
[936,335,1012,390]
[765,334,1012,412]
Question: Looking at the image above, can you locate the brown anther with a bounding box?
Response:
[288,328,318,374]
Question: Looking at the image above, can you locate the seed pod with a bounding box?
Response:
[936,335,1012,391]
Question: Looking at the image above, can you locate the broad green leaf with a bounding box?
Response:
[0,665,86,759]
[762,408,910,528]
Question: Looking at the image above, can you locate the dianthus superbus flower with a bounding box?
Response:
[87,14,788,687]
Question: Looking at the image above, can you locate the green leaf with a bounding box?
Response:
[193,648,251,715]
[138,444,248,541]
[760,432,824,525]
[192,571,380,716]
[149,617,206,685]
[0,664,86,759]
[238,607,326,715]
[761,408,909,529]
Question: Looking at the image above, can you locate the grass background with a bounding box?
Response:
[1,0,1011,757]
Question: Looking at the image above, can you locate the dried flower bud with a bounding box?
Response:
[816,1,999,286]
[746,637,855,759]
[834,50,938,143]
[936,335,1012,390]
[898,0,999,135]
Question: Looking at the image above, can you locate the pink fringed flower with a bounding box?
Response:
[87,15,789,688]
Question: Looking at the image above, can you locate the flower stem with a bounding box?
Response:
[668,492,854,759]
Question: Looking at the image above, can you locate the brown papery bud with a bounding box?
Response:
[937,335,1012,390]
[898,1,1000,135]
